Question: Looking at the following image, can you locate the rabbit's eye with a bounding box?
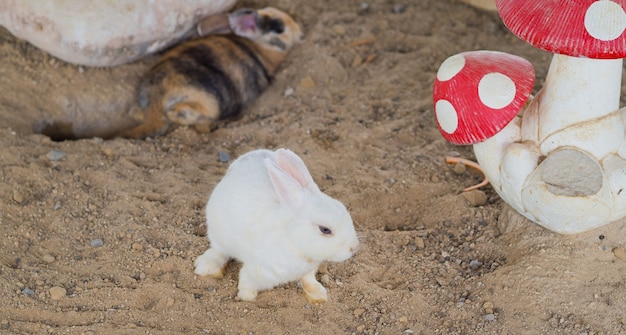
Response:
[319,225,332,235]
[259,16,285,34]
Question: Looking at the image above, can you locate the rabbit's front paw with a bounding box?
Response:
[301,271,328,303]
[236,288,258,301]
[236,266,259,301]
[194,249,228,278]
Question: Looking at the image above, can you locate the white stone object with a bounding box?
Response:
[0,0,237,66]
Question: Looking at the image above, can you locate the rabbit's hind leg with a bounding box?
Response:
[194,248,229,278]
[164,87,221,126]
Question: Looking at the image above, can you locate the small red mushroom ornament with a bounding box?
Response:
[433,50,534,145]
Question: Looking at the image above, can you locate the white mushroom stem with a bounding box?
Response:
[521,54,624,159]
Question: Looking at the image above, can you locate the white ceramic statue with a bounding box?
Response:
[433,0,626,234]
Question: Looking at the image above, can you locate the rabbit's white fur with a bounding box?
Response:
[194,148,359,302]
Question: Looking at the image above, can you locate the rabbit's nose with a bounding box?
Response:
[349,240,360,254]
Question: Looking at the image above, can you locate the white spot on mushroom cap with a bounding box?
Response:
[478,72,516,109]
[584,1,626,41]
[435,99,458,134]
[436,54,466,81]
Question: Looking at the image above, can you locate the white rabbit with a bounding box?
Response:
[194,148,359,302]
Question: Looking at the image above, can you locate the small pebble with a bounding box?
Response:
[90,239,104,247]
[434,276,446,286]
[53,201,62,210]
[351,54,363,68]
[358,2,370,14]
[297,76,316,91]
[484,313,495,322]
[461,190,488,207]
[331,25,346,35]
[21,288,35,296]
[497,205,527,234]
[101,148,114,159]
[42,254,56,263]
[414,237,425,249]
[320,274,331,286]
[483,301,494,314]
[469,260,483,270]
[12,190,25,204]
[49,286,67,300]
[453,163,467,174]
[613,247,626,260]
[218,151,230,163]
[8,257,20,269]
[46,150,66,161]
[284,87,294,97]
[353,308,366,317]
[391,4,407,13]
[441,251,450,259]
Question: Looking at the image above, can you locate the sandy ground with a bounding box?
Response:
[2,0,626,334]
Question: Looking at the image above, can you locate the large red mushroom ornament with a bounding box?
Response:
[434,0,626,234]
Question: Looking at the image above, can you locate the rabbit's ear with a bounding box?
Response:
[274,149,319,192]
[197,14,231,36]
[265,158,306,208]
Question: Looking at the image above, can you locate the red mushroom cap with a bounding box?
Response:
[433,50,535,145]
[497,0,626,59]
